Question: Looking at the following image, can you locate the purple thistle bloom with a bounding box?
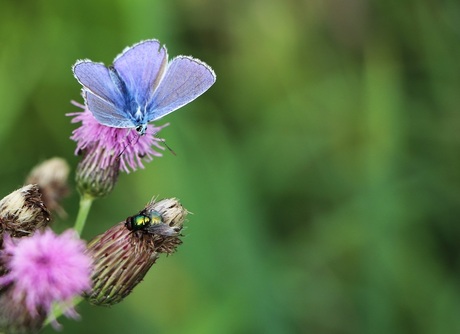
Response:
[68,101,167,173]
[0,229,92,325]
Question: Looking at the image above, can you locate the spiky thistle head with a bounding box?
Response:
[85,198,188,306]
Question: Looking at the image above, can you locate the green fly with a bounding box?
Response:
[125,209,179,236]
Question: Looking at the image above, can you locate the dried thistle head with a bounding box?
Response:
[85,198,188,306]
[26,157,70,218]
[0,185,50,242]
[139,198,188,254]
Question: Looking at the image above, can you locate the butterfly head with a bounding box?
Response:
[135,124,147,136]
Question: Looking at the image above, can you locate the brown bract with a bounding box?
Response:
[0,185,50,243]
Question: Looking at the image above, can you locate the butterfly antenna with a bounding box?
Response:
[159,137,176,156]
[117,130,139,159]
[117,144,128,159]
[118,129,176,157]
[151,129,176,156]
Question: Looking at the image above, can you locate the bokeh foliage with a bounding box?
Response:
[1,0,460,333]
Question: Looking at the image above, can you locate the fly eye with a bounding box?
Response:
[125,220,132,230]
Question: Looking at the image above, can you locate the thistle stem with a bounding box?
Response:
[44,296,84,327]
[74,194,94,236]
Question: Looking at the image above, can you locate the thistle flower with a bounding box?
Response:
[0,229,92,331]
[69,101,167,173]
[85,198,187,306]
[69,102,168,198]
[0,185,50,242]
[26,157,70,218]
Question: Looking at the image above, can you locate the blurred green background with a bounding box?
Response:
[1,0,460,333]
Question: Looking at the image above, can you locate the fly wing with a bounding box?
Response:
[113,40,168,107]
[145,223,180,237]
[146,56,216,121]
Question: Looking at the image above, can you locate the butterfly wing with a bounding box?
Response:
[113,40,168,108]
[84,91,135,128]
[146,56,216,121]
[73,61,133,128]
[73,42,215,129]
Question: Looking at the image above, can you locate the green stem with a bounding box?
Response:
[74,194,94,236]
[44,296,84,327]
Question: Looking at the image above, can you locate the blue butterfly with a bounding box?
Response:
[72,39,216,135]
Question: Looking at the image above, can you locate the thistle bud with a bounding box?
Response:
[75,145,120,199]
[0,185,50,242]
[85,198,187,306]
[26,157,70,218]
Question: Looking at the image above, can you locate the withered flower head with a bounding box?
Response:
[26,157,70,218]
[85,198,187,306]
[0,185,50,242]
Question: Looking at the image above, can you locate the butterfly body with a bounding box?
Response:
[106,65,149,134]
[73,40,216,135]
